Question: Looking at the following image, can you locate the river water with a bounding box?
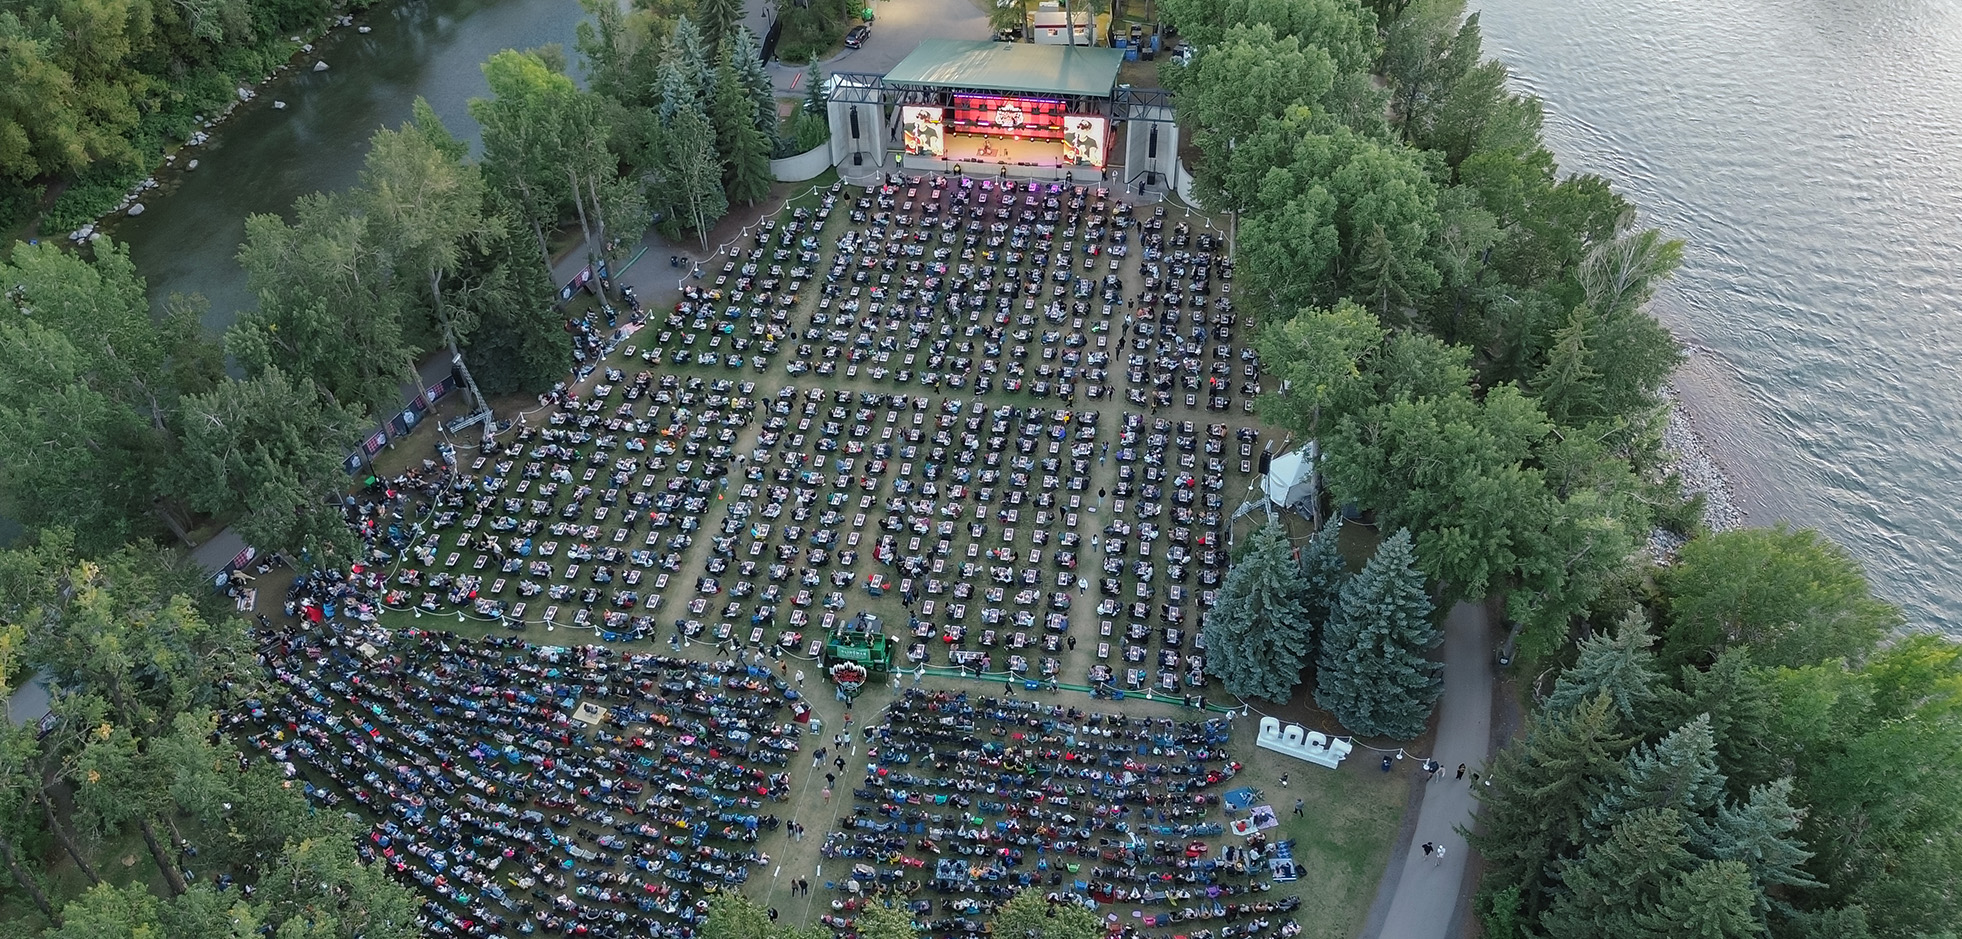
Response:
[107,0,590,329]
[1474,0,1962,632]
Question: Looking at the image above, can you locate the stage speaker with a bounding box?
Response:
[1148,126,1159,160]
[1258,451,1272,474]
[850,109,861,140]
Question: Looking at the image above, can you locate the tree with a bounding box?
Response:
[1179,26,1335,194]
[1541,807,1696,939]
[1158,0,1380,72]
[575,0,672,108]
[1541,611,1663,726]
[360,103,500,415]
[1470,693,1636,915]
[699,891,779,939]
[453,211,570,396]
[990,887,1102,939]
[1201,522,1318,702]
[1663,649,1778,796]
[853,899,919,939]
[1297,515,1348,627]
[1322,383,1552,603]
[1637,859,1760,939]
[472,50,580,264]
[802,62,828,117]
[695,0,743,59]
[656,16,712,122]
[45,881,163,939]
[255,831,420,939]
[162,367,366,563]
[712,50,776,206]
[231,191,421,421]
[1587,714,1725,837]
[1660,525,1900,670]
[0,721,55,921]
[1693,776,1820,923]
[1315,528,1441,738]
[661,104,728,248]
[0,239,218,549]
[725,26,779,144]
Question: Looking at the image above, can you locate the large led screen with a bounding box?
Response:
[901,106,946,157]
[1061,115,1108,169]
[951,94,1068,140]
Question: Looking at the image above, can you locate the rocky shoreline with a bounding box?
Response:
[66,9,371,242]
[1650,383,1744,560]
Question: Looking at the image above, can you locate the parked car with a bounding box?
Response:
[845,25,870,48]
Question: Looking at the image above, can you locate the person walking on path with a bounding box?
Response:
[1293,798,1304,817]
[824,772,836,787]
[1455,763,1466,780]
[1421,842,1435,857]
[795,669,805,686]
[1434,845,1447,865]
[914,665,924,685]
[822,787,831,802]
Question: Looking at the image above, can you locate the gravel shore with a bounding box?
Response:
[1651,383,1744,560]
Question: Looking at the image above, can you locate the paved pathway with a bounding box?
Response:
[744,0,991,94]
[1363,601,1496,939]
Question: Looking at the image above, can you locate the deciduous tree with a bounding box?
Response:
[990,888,1102,939]
[1660,525,1900,670]
[163,367,365,563]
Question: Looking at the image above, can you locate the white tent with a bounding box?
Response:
[1262,444,1318,509]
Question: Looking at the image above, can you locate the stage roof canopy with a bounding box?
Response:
[884,39,1125,98]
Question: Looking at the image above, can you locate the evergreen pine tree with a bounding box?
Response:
[712,54,774,207]
[1692,776,1820,920]
[1314,528,1442,738]
[1542,610,1663,726]
[1669,648,1779,796]
[696,0,744,60]
[1199,522,1316,702]
[803,63,827,116]
[1470,693,1638,914]
[1638,860,1761,939]
[725,27,780,145]
[656,17,711,123]
[1296,514,1347,635]
[1542,807,1696,939]
[1587,713,1725,837]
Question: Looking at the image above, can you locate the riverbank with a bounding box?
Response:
[53,5,380,243]
[1649,381,1744,559]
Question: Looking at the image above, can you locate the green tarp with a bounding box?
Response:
[883,39,1124,98]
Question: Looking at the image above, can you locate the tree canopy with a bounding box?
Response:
[1201,522,1320,702]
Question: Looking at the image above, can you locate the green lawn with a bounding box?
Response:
[1263,761,1409,939]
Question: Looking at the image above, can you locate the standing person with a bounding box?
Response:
[1279,773,1289,789]
[1293,798,1304,817]
[795,669,805,686]
[914,665,925,685]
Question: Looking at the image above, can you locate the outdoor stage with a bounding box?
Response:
[900,130,1120,183]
